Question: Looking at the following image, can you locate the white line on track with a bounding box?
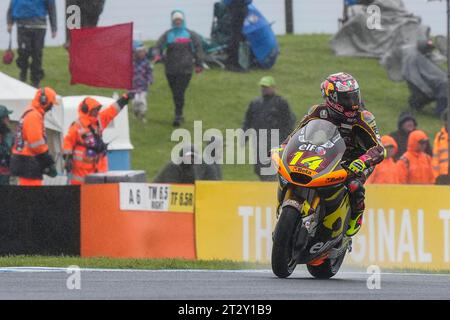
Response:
[0,267,449,277]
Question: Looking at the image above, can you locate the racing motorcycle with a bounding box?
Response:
[271,119,354,279]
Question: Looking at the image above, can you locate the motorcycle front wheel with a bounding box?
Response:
[271,206,302,278]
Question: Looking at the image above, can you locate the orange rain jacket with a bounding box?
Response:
[432,127,448,177]
[367,135,401,184]
[63,97,125,185]
[10,87,57,183]
[397,130,435,184]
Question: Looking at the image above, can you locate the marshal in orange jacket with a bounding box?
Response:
[432,126,448,177]
[397,130,435,185]
[10,87,58,186]
[63,94,131,185]
[366,135,401,184]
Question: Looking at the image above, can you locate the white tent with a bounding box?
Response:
[0,71,63,132]
[0,72,133,184]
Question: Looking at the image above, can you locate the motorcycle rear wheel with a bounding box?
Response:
[306,251,346,279]
[271,206,301,278]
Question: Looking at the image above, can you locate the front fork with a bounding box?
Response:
[277,184,320,219]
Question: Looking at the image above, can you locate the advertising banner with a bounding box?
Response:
[195,181,450,270]
[81,184,196,259]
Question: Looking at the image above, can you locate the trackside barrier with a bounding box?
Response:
[194,181,450,271]
[80,183,196,259]
[0,186,80,256]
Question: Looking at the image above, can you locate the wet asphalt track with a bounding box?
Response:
[0,266,449,300]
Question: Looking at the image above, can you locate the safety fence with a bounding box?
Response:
[0,182,449,270]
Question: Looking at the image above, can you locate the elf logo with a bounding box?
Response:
[299,143,317,152]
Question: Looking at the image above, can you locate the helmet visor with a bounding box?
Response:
[337,90,360,111]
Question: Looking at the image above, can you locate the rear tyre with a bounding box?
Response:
[271,206,301,278]
[307,251,346,279]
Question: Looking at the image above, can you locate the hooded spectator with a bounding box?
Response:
[7,0,57,87]
[0,105,14,185]
[242,76,296,181]
[397,130,435,184]
[390,111,431,160]
[403,39,447,117]
[366,135,401,184]
[432,110,448,180]
[153,144,220,183]
[153,10,204,127]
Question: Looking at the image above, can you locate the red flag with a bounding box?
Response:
[69,23,133,89]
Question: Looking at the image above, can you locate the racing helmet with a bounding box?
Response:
[321,72,361,117]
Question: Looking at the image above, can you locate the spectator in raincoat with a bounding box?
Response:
[366,135,401,184]
[397,130,435,184]
[432,110,448,179]
[153,10,204,127]
[390,111,431,160]
[242,76,296,181]
[403,39,448,117]
[153,144,220,183]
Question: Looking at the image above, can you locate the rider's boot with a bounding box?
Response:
[346,204,364,237]
[346,179,365,237]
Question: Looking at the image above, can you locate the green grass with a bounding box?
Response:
[0,34,442,180]
[0,255,269,270]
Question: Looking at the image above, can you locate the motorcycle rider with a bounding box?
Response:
[282,72,385,237]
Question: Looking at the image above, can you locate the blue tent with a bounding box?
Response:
[243,4,279,69]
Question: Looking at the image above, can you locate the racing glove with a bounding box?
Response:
[348,159,367,175]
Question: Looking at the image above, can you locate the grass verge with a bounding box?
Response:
[0,255,269,270]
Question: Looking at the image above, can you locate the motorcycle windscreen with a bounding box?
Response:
[282,119,346,182]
